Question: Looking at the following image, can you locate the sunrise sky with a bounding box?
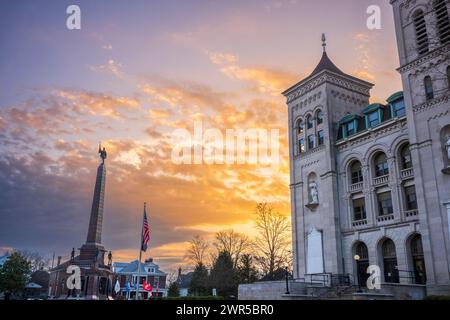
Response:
[0,0,402,274]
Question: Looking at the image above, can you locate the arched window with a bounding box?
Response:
[400,144,412,169]
[356,242,369,260]
[374,152,389,177]
[381,238,399,283]
[355,242,369,287]
[296,119,304,134]
[434,0,450,44]
[410,234,426,284]
[413,10,429,55]
[316,110,324,125]
[424,76,434,100]
[306,115,313,129]
[350,160,363,184]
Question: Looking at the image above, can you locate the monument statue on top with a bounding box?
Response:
[99,143,107,164]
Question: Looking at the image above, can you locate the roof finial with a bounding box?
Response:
[322,33,326,53]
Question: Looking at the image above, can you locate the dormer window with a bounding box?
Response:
[367,111,379,128]
[346,121,356,136]
[339,114,360,139]
[363,103,383,129]
[387,92,405,118]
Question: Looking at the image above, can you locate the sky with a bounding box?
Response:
[0,0,402,274]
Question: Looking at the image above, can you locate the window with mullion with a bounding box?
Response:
[405,186,417,210]
[353,198,366,221]
[377,192,393,216]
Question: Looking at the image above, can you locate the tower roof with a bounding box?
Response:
[282,34,374,97]
[308,51,345,78]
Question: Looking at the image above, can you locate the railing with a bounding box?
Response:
[405,209,419,219]
[349,182,363,193]
[330,274,353,286]
[305,273,331,287]
[352,219,368,227]
[377,214,394,223]
[373,174,389,186]
[400,168,414,179]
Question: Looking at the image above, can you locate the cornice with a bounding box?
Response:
[397,44,450,74]
[285,71,373,104]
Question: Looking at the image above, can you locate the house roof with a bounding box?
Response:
[114,260,166,276]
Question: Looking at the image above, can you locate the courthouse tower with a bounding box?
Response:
[282,35,374,279]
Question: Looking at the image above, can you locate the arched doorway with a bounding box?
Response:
[355,242,369,287]
[410,234,426,284]
[382,238,399,283]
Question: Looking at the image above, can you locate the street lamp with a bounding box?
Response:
[354,254,362,293]
[285,266,290,295]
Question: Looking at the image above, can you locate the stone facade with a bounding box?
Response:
[283,0,450,296]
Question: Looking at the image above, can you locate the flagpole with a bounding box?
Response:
[135,202,146,300]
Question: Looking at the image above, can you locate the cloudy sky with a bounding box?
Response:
[0,0,402,273]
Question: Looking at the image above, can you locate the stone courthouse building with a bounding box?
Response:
[282,0,450,297]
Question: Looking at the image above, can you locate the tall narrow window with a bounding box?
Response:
[299,138,305,153]
[374,153,389,177]
[306,115,313,129]
[377,192,393,216]
[424,76,434,100]
[400,144,412,170]
[350,161,363,184]
[404,186,418,210]
[434,0,450,44]
[296,119,304,134]
[317,130,324,146]
[413,10,429,55]
[316,110,324,125]
[353,198,366,221]
[307,134,315,149]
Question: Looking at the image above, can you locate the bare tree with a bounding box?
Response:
[213,230,253,268]
[185,235,209,266]
[253,203,291,279]
[19,250,49,272]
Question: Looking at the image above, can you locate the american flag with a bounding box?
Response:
[141,204,150,252]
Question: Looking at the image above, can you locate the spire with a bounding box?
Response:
[307,35,344,78]
[322,33,326,52]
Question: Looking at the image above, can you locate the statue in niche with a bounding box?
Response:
[443,135,450,174]
[309,182,319,204]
